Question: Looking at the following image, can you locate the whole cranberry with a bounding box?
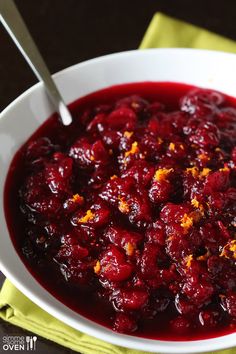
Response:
[182,279,214,306]
[86,113,107,133]
[99,245,133,282]
[128,192,152,228]
[149,180,172,204]
[99,176,134,204]
[220,292,236,317]
[140,242,160,278]
[113,313,137,333]
[180,89,224,117]
[61,261,93,285]
[56,243,89,261]
[189,122,220,148]
[175,294,196,315]
[170,316,191,334]
[71,201,110,228]
[160,203,191,224]
[113,288,149,311]
[26,137,54,160]
[146,101,165,115]
[115,95,149,114]
[140,134,163,159]
[207,256,224,276]
[30,196,61,216]
[105,226,142,251]
[122,160,155,186]
[199,310,221,327]
[204,170,230,193]
[145,220,166,246]
[106,107,137,130]
[102,130,122,149]
[165,232,192,260]
[147,116,161,135]
[69,137,93,168]
[90,140,110,165]
[44,154,73,196]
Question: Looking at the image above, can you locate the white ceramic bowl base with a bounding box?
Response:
[0,49,236,353]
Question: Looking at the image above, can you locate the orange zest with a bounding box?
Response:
[191,198,200,209]
[169,142,175,151]
[220,240,236,259]
[180,213,194,233]
[154,168,173,182]
[124,131,134,139]
[186,166,211,179]
[78,209,95,223]
[124,242,135,256]
[125,141,139,157]
[71,194,84,205]
[186,166,199,178]
[185,254,193,268]
[219,166,230,172]
[110,174,118,180]
[118,196,130,214]
[191,198,204,216]
[199,168,211,178]
[94,260,101,274]
[198,153,210,162]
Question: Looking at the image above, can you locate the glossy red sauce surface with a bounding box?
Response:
[4,82,236,340]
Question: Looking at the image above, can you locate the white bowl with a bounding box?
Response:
[0,48,236,354]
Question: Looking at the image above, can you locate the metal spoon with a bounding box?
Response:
[0,0,72,126]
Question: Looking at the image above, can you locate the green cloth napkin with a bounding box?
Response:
[0,279,147,354]
[0,12,236,354]
[139,12,236,52]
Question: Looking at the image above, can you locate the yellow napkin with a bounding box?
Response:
[140,13,236,52]
[0,12,236,354]
[0,279,146,354]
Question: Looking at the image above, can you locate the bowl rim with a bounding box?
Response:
[0,48,236,353]
[2,46,236,118]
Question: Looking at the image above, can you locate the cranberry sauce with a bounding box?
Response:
[4,82,236,340]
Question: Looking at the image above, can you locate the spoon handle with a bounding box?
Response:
[0,0,72,126]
